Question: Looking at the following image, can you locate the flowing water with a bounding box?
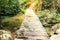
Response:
[16,2,49,40]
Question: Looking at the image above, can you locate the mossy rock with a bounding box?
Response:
[1,14,25,32]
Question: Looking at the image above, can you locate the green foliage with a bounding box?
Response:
[56,0,60,7]
[57,13,60,18]
[0,0,29,31]
[19,0,29,4]
[0,0,30,16]
[56,13,60,20]
[19,0,29,13]
[1,17,21,31]
[42,0,52,9]
[37,9,60,35]
[37,9,60,27]
[0,0,20,15]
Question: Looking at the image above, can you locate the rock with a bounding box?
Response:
[16,8,49,40]
[0,30,13,40]
[50,25,60,40]
[50,34,60,40]
[52,23,60,34]
[56,29,60,34]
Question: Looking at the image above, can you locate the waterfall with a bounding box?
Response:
[16,2,49,40]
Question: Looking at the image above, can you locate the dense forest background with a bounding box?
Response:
[0,0,60,36]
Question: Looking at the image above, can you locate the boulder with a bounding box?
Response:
[50,34,60,40]
[56,29,60,34]
[52,23,60,34]
[50,27,60,40]
[0,30,13,40]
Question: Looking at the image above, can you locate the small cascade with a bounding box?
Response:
[16,2,49,40]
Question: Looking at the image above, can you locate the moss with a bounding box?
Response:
[1,14,25,32]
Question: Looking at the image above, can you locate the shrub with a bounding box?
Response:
[0,0,20,16]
